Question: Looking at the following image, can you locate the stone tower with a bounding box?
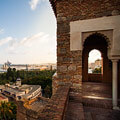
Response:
[50,0,120,109]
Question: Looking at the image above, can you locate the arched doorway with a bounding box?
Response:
[82,33,112,83]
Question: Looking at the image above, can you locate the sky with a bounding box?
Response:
[0,0,100,64]
[0,0,56,64]
[88,49,101,63]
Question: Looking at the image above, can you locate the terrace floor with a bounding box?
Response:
[65,82,120,120]
[83,82,120,120]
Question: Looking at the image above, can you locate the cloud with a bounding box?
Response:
[6,32,51,53]
[0,28,4,34]
[0,37,13,46]
[29,0,48,10]
[20,32,49,46]
[2,32,56,64]
[29,0,40,10]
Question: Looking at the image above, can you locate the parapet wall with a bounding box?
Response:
[17,85,70,120]
[17,101,39,120]
[38,85,70,120]
[88,74,103,82]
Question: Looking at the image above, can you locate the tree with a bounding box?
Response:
[0,101,17,120]
[0,69,56,97]
[93,67,101,74]
[44,85,52,98]
[6,67,12,80]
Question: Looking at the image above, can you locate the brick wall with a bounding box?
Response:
[38,85,70,120]
[52,0,120,93]
[56,0,120,21]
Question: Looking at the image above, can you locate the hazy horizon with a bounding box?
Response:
[0,61,56,65]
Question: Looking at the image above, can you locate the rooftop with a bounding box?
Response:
[0,94,7,100]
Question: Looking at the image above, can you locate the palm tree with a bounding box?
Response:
[0,101,17,120]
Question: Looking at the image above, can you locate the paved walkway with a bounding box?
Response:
[84,106,120,120]
[65,101,84,120]
[82,82,112,98]
[83,82,120,120]
[65,82,120,120]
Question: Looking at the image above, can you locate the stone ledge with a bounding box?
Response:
[38,85,70,120]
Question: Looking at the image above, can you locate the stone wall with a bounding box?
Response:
[17,101,39,120]
[39,85,70,120]
[52,0,120,94]
[56,0,120,21]
[17,85,70,120]
[88,74,103,82]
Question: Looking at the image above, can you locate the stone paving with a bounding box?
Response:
[84,107,120,120]
[65,101,84,120]
[83,82,120,120]
[82,82,120,108]
[82,82,112,98]
[65,82,120,120]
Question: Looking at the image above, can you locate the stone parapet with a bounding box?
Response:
[17,85,70,120]
[38,85,70,120]
[17,101,39,120]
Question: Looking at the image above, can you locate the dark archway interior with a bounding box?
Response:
[82,33,112,83]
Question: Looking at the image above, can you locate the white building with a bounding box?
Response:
[2,79,41,101]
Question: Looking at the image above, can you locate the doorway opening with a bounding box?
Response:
[88,49,103,82]
[82,33,112,83]
[82,33,113,104]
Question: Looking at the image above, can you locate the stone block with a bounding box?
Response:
[68,65,76,71]
[57,66,67,72]
[57,57,63,62]
[58,48,66,54]
[74,75,82,80]
[57,16,67,22]
[63,57,71,62]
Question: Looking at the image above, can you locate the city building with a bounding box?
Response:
[2,79,41,101]
[2,61,56,71]
[0,94,8,103]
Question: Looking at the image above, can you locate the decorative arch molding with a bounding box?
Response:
[70,15,120,58]
[82,31,112,49]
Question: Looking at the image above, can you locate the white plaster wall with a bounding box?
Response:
[70,15,120,59]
